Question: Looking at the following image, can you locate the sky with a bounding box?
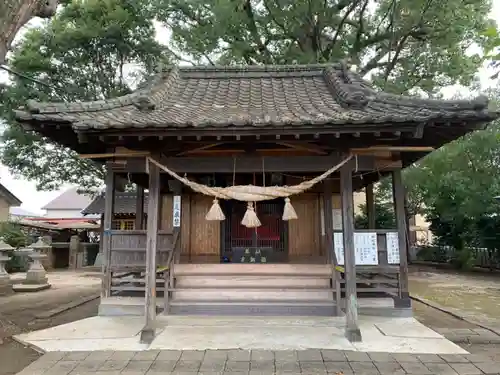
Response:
[1,3,500,215]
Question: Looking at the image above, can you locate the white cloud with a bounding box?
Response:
[1,7,499,212]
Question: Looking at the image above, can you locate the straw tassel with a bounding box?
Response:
[205,198,226,221]
[241,202,261,228]
[282,197,298,221]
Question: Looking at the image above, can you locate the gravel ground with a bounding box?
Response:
[0,267,497,375]
[409,265,500,326]
[0,271,100,375]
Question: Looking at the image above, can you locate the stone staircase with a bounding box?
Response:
[99,263,405,317]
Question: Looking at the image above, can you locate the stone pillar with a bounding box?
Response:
[69,235,81,269]
[0,237,14,295]
[41,235,53,270]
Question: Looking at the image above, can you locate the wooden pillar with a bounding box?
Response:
[392,169,411,308]
[101,170,115,299]
[164,180,182,314]
[323,180,342,316]
[98,214,104,255]
[366,184,375,229]
[340,160,362,342]
[140,160,161,344]
[135,185,145,230]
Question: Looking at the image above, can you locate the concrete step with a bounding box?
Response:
[168,299,339,316]
[98,296,164,316]
[174,263,332,277]
[170,288,334,301]
[175,274,331,288]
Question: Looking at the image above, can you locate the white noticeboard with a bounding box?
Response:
[333,232,378,266]
[172,195,181,227]
[333,232,345,265]
[386,232,400,264]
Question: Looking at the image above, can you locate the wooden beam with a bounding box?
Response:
[124,154,376,173]
[366,184,375,229]
[340,159,362,342]
[374,159,402,170]
[79,151,151,159]
[140,160,161,344]
[179,149,246,155]
[101,170,115,300]
[85,124,418,138]
[392,169,411,308]
[274,141,328,155]
[351,146,434,153]
[177,143,224,156]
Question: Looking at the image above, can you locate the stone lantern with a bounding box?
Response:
[25,237,50,285]
[0,237,14,295]
[13,237,52,292]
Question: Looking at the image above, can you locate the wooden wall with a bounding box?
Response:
[189,194,220,257]
[160,194,220,260]
[287,193,321,258]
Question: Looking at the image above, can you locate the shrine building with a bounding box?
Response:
[15,64,498,342]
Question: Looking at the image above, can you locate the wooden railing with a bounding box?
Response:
[109,230,174,270]
[333,229,401,296]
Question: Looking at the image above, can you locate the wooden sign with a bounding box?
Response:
[172,195,181,227]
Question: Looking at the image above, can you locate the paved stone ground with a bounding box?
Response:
[16,350,500,375]
[435,328,500,345]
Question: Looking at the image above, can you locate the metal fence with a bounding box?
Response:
[415,245,500,270]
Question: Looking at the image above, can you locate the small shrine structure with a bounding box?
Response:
[15,64,498,343]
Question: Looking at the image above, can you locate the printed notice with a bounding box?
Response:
[333,232,378,265]
[386,232,400,264]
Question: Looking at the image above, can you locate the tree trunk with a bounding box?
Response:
[0,0,58,64]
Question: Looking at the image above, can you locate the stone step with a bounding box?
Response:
[170,288,333,301]
[174,263,332,277]
[168,299,339,316]
[175,274,331,288]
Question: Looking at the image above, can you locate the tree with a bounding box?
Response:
[0,0,58,64]
[402,111,500,267]
[156,0,494,94]
[0,0,169,191]
[355,184,396,230]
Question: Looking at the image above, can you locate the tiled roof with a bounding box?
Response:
[82,192,148,215]
[15,64,498,131]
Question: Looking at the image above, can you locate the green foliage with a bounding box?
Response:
[0,222,30,273]
[156,0,493,94]
[0,0,169,191]
[403,112,500,268]
[355,182,396,230]
[0,222,29,248]
[482,26,500,79]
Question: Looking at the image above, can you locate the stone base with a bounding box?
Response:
[139,327,156,344]
[393,293,412,308]
[12,283,51,292]
[23,278,48,285]
[345,327,362,342]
